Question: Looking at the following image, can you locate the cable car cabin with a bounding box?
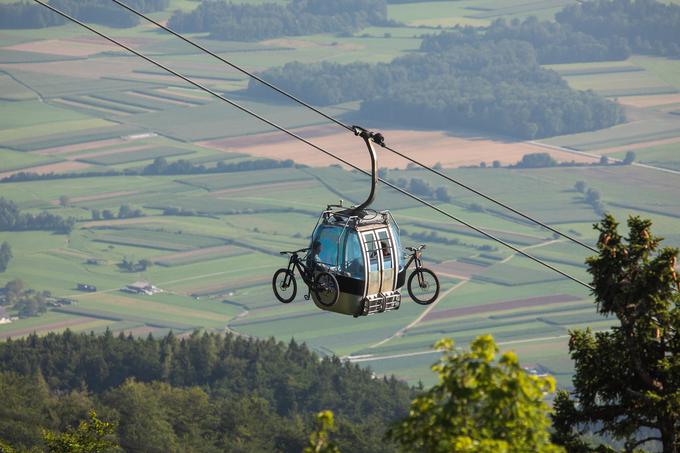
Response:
[308,206,405,316]
[272,126,440,317]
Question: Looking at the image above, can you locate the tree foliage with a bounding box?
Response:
[557,0,680,58]
[250,40,623,139]
[168,0,391,41]
[0,197,75,234]
[0,242,11,273]
[553,215,680,452]
[43,410,118,453]
[304,411,341,453]
[387,335,562,453]
[0,0,168,29]
[0,330,412,452]
[421,15,630,64]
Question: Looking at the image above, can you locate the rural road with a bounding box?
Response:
[531,141,680,176]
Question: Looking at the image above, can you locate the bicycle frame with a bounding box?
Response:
[285,253,314,288]
[403,249,423,272]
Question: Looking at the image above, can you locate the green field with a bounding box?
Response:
[0,0,678,389]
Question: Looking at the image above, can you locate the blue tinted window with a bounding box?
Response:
[341,230,364,278]
[311,225,342,267]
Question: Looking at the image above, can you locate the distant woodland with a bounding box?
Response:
[249,40,624,139]
[0,330,412,452]
[168,0,392,41]
[420,16,632,64]
[557,0,680,58]
[0,0,168,29]
[422,0,680,62]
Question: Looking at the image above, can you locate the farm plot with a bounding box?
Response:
[608,142,680,172]
[0,48,79,64]
[0,66,162,98]
[77,146,194,165]
[204,124,598,170]
[87,227,228,251]
[0,148,60,172]
[154,245,249,267]
[5,123,142,152]
[177,168,312,191]
[0,311,109,340]
[563,69,677,97]
[91,91,186,111]
[423,294,582,323]
[0,73,37,100]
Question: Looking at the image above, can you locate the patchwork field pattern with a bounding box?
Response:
[0,1,678,388]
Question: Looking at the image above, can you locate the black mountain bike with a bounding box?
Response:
[404,245,440,305]
[272,248,339,306]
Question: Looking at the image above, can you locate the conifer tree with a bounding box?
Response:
[553,215,680,452]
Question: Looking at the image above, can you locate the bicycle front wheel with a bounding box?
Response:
[272,268,297,303]
[407,268,440,305]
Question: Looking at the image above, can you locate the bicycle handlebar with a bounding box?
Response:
[280,248,309,255]
[406,245,426,252]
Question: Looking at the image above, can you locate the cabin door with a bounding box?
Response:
[360,228,396,296]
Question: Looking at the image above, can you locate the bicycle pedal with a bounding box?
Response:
[304,295,310,301]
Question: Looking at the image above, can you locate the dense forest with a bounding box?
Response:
[420,16,631,64]
[0,0,168,29]
[422,0,680,62]
[0,330,412,452]
[557,0,680,58]
[249,40,624,139]
[168,0,392,41]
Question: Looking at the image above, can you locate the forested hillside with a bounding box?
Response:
[168,0,392,41]
[248,40,624,139]
[0,330,412,452]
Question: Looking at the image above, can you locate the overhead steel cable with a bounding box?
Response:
[109,0,598,253]
[31,0,594,291]
[110,0,354,134]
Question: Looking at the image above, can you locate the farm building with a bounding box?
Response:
[0,307,10,325]
[122,281,162,295]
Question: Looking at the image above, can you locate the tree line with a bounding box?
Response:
[168,0,392,42]
[0,157,298,183]
[557,0,680,58]
[421,15,631,64]
[249,40,624,139]
[0,0,168,29]
[422,0,680,62]
[0,197,75,234]
[0,330,413,452]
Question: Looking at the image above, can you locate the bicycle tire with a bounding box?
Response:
[272,268,297,303]
[314,272,339,307]
[407,268,440,305]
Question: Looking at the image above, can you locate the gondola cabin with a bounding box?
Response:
[273,126,440,317]
[309,206,404,316]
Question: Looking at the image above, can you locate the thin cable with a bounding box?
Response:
[109,0,597,253]
[32,0,594,291]
[110,0,353,133]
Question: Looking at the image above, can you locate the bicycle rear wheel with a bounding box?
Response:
[407,268,439,305]
[313,272,339,307]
